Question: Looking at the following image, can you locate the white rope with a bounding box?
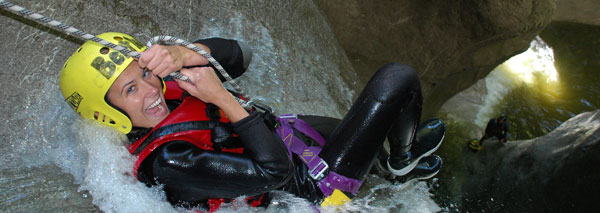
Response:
[0,0,253,109]
[146,35,247,99]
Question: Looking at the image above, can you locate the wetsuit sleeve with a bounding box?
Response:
[193,38,252,80]
[143,111,292,203]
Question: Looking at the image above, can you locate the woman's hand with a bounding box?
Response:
[176,67,227,104]
[176,67,249,122]
[139,44,211,78]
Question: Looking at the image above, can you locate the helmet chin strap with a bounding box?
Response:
[0,0,255,110]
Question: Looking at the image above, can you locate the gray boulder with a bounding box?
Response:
[462,110,600,211]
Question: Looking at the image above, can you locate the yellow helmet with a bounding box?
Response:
[60,32,147,134]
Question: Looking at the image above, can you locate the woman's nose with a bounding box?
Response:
[141,80,159,98]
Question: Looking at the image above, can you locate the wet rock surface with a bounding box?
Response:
[313,0,556,118]
[554,0,600,26]
[462,110,600,211]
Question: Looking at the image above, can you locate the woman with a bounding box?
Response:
[59,32,444,210]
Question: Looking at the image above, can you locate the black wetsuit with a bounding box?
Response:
[480,118,509,145]
[130,38,423,208]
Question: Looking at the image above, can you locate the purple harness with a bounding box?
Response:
[275,114,362,197]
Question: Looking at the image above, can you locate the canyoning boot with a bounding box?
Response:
[388,118,445,176]
[371,152,442,183]
[394,154,442,184]
[468,139,483,151]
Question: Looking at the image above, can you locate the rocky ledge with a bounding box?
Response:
[462,110,600,211]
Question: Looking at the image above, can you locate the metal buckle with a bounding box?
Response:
[309,158,329,180]
[278,114,298,119]
[251,101,273,114]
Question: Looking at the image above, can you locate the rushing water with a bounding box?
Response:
[434,22,600,210]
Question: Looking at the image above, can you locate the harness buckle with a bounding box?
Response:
[251,101,274,114]
[278,114,298,119]
[309,158,329,180]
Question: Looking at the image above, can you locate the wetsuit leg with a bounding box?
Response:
[319,63,422,182]
[298,115,341,140]
[387,73,422,165]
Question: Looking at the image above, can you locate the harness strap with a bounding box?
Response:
[275,114,362,196]
[278,114,326,146]
[133,120,217,155]
[317,171,362,195]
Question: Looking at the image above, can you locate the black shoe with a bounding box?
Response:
[371,152,442,182]
[394,154,442,184]
[371,148,394,179]
[388,118,445,176]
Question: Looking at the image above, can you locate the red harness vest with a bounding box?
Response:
[127,95,244,172]
[126,81,262,211]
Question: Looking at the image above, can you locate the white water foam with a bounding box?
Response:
[441,36,559,136]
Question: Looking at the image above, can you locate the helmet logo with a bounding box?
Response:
[65,91,83,110]
[90,51,126,79]
[109,51,125,65]
[91,56,117,79]
[89,39,141,79]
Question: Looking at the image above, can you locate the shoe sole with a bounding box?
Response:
[406,169,441,183]
[396,155,443,184]
[402,166,441,185]
[388,129,445,176]
[375,158,389,174]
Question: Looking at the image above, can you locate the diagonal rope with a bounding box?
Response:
[0,0,253,109]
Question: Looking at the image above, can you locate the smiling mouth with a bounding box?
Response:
[145,97,166,117]
[147,98,162,110]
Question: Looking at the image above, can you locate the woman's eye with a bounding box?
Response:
[127,85,136,94]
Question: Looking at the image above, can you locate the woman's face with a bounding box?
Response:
[107,60,169,128]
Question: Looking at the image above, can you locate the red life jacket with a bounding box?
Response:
[127,95,244,172]
[127,81,263,211]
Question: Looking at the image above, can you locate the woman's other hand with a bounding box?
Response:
[176,67,249,122]
[177,67,226,104]
[139,44,210,78]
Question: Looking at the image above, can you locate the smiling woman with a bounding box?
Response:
[60,33,148,133]
[106,63,169,128]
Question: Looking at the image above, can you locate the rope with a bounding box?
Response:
[0,0,253,109]
[146,35,248,102]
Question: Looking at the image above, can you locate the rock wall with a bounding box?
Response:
[554,0,600,26]
[312,0,556,118]
[462,110,600,211]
